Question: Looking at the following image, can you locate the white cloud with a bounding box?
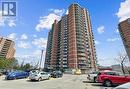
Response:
[95,40,100,45]
[116,0,130,22]
[65,10,68,15]
[33,34,37,38]
[17,41,31,49]
[35,9,64,31]
[7,33,17,40]
[49,9,65,16]
[20,34,28,40]
[107,38,120,42]
[35,14,60,31]
[0,11,6,26]
[53,9,65,16]
[0,11,16,27]
[8,19,16,27]
[0,14,4,26]
[115,29,119,34]
[32,38,47,49]
[97,26,105,34]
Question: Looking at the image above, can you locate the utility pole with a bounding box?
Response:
[39,50,44,71]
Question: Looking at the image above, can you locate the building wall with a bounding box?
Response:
[118,18,130,60]
[44,30,53,69]
[0,37,15,59]
[59,15,69,69]
[68,4,78,69]
[51,20,59,68]
[85,9,97,70]
[44,4,97,72]
[6,41,15,59]
[0,38,6,52]
[56,20,62,69]
[68,4,97,71]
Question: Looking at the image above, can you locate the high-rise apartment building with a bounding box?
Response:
[44,4,97,73]
[118,18,130,59]
[0,37,15,59]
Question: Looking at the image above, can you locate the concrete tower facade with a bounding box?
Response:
[0,37,15,59]
[118,18,130,60]
[44,4,97,73]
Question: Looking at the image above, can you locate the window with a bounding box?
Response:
[41,72,45,75]
[105,72,119,76]
[91,71,99,74]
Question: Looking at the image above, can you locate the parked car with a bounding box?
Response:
[114,82,130,89]
[97,70,130,87]
[51,71,63,78]
[5,71,29,80]
[29,71,51,81]
[87,71,99,82]
[30,70,39,74]
[0,69,9,75]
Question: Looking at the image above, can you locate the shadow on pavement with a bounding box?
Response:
[83,81,94,83]
[91,83,117,89]
[83,81,117,89]
[26,80,38,82]
[3,79,13,81]
[26,79,50,82]
[91,83,103,87]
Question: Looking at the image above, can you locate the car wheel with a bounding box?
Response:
[103,80,112,87]
[56,75,59,78]
[48,76,50,80]
[13,77,16,80]
[31,79,34,81]
[38,77,42,81]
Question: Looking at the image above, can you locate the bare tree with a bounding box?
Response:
[116,52,129,75]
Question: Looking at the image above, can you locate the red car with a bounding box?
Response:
[97,70,130,87]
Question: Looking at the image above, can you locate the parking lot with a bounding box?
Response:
[0,74,115,89]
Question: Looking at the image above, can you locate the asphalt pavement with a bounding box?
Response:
[0,74,115,89]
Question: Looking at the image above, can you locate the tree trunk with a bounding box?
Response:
[121,63,125,75]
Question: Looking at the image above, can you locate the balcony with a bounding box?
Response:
[78,62,86,65]
[63,65,68,67]
[77,53,86,57]
[78,48,85,53]
[78,66,87,69]
[63,61,67,64]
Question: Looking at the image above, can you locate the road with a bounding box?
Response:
[0,74,115,89]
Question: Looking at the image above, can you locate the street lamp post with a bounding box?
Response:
[39,50,44,71]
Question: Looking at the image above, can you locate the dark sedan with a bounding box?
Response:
[51,71,63,78]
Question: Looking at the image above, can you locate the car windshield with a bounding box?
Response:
[8,72,14,75]
[8,71,18,75]
[41,72,47,75]
[105,72,120,76]
[30,70,39,73]
[97,72,101,76]
[91,71,99,74]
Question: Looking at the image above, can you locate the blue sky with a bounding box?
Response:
[0,0,130,66]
